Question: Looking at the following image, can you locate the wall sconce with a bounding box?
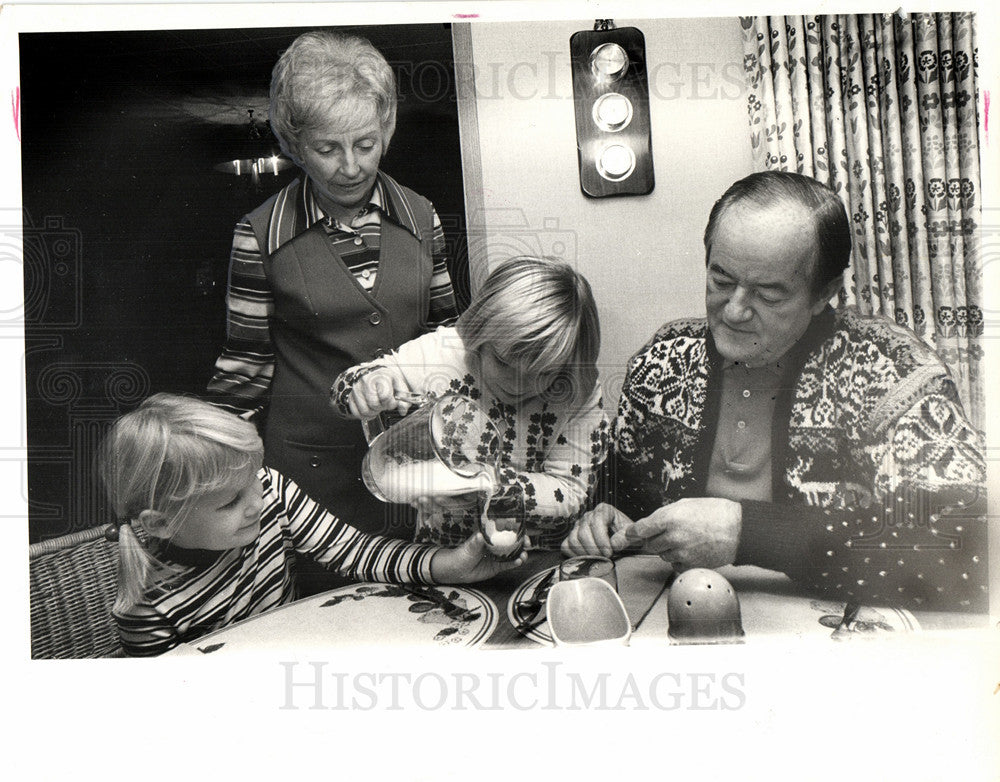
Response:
[570,21,654,198]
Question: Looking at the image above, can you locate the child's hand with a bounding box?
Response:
[561,502,638,558]
[429,532,527,583]
[345,369,413,419]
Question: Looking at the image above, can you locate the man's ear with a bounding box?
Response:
[137,509,170,538]
[811,274,843,315]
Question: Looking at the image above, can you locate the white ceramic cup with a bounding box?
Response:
[546,577,632,647]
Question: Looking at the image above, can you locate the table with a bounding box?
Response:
[162,551,990,656]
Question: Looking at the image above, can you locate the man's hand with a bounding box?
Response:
[430,532,527,583]
[342,369,413,419]
[625,497,742,570]
[561,503,636,558]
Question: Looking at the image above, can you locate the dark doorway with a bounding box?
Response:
[19,25,469,542]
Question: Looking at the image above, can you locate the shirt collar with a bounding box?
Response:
[710,306,838,379]
[722,358,785,378]
[151,538,229,569]
[301,174,403,231]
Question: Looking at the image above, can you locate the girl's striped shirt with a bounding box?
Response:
[113,467,436,656]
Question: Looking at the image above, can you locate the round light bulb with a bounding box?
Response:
[592,92,633,131]
[590,43,629,81]
[596,144,636,181]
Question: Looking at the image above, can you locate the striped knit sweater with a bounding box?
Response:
[113,467,436,656]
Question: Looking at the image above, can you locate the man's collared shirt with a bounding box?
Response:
[705,359,785,503]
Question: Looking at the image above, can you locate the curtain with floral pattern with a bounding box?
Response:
[740,13,983,430]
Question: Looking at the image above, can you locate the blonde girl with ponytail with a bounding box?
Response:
[102,393,521,655]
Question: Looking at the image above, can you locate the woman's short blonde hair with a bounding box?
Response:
[269,31,397,162]
[456,257,601,407]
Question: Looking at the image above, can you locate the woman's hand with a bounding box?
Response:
[429,532,527,583]
[344,369,414,419]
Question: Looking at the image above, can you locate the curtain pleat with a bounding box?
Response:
[741,12,983,429]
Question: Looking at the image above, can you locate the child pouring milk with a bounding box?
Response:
[331,257,609,549]
[104,393,523,656]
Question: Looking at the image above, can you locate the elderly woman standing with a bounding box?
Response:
[208,31,459,537]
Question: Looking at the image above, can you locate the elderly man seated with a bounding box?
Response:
[564,171,986,612]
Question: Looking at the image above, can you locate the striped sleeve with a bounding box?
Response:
[206,218,275,417]
[268,469,437,584]
[113,603,180,657]
[426,206,459,327]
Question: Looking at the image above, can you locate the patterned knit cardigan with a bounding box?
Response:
[613,306,987,611]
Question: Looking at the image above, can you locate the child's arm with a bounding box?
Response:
[429,533,527,582]
[113,603,181,657]
[502,387,610,541]
[330,329,456,419]
[271,469,519,584]
[273,467,435,582]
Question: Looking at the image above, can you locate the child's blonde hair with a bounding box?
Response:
[100,393,263,610]
[456,257,600,406]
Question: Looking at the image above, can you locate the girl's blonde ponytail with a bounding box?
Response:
[112,522,157,612]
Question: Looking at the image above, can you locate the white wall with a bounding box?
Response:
[467,17,753,398]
